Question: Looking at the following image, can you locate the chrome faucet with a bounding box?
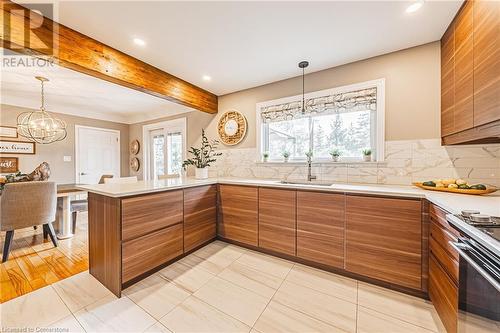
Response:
[306,153,316,182]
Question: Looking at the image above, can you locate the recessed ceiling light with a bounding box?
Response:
[202,75,212,81]
[133,38,146,46]
[406,0,424,13]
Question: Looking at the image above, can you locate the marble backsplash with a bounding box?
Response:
[209,139,500,187]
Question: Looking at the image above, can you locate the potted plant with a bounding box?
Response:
[262,151,270,162]
[282,151,290,163]
[182,129,222,179]
[329,148,342,162]
[362,148,372,162]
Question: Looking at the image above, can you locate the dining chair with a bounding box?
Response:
[1,181,58,262]
[104,176,138,184]
[70,174,114,232]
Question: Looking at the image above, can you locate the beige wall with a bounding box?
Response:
[0,104,130,184]
[128,42,441,177]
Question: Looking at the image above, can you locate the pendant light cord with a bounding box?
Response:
[40,79,45,111]
[302,66,305,112]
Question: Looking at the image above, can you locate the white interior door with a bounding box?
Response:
[76,126,120,184]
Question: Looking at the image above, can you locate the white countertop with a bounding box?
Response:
[78,177,500,217]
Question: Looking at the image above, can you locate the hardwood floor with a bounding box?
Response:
[0,213,89,303]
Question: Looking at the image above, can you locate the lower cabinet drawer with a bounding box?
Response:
[429,221,459,282]
[122,224,183,283]
[429,254,457,333]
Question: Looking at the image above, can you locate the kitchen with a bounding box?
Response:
[1,1,499,333]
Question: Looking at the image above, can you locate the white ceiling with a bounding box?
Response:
[51,0,463,96]
[0,54,194,124]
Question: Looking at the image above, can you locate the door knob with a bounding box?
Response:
[80,172,88,175]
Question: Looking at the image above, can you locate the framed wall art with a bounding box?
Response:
[0,157,19,173]
[0,140,36,154]
[0,126,18,138]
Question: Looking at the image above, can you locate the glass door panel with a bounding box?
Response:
[167,132,182,174]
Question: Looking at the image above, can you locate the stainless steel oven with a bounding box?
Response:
[450,237,500,332]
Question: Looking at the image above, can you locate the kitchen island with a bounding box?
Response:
[79,177,500,297]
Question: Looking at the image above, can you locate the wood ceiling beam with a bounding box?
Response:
[0,0,218,114]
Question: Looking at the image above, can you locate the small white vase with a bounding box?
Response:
[331,156,339,162]
[263,157,269,163]
[363,155,372,162]
[284,157,289,163]
[195,167,208,179]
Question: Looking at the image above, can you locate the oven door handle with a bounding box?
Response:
[450,241,500,292]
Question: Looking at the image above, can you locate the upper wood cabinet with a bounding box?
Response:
[345,195,422,290]
[441,0,500,144]
[184,185,217,252]
[297,191,345,269]
[218,185,258,246]
[258,188,296,256]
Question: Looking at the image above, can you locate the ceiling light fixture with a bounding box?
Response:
[202,75,212,81]
[17,77,67,144]
[406,0,424,13]
[133,37,146,46]
[298,61,309,114]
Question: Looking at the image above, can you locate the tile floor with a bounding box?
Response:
[1,240,447,333]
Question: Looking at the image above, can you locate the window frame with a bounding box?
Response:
[256,78,385,163]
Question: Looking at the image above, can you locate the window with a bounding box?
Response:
[142,118,187,180]
[257,79,384,162]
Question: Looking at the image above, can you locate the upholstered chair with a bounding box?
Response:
[0,181,58,262]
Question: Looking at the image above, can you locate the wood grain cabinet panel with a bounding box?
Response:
[258,188,296,256]
[429,255,458,333]
[454,1,474,133]
[218,185,258,246]
[441,21,455,137]
[473,0,500,127]
[121,190,183,241]
[122,223,183,283]
[345,195,422,290]
[297,191,345,268]
[183,185,217,252]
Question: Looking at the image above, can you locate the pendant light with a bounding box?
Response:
[298,61,309,114]
[17,77,67,144]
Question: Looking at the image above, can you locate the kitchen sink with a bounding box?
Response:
[279,180,334,186]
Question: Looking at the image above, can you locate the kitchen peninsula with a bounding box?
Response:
[79,178,500,301]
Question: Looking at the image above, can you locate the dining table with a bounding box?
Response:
[56,183,87,239]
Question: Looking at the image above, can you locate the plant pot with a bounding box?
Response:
[263,157,269,163]
[195,167,209,179]
[363,155,372,162]
[284,157,289,163]
[331,156,340,162]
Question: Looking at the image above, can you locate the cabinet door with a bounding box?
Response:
[429,255,458,333]
[258,188,296,256]
[297,191,345,268]
[121,190,183,241]
[474,0,500,126]
[345,196,422,290]
[122,223,183,283]
[454,1,474,133]
[184,185,217,252]
[441,21,455,137]
[218,185,258,246]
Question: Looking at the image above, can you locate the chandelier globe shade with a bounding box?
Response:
[16,76,67,144]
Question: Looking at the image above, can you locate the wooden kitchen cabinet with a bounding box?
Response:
[345,195,422,290]
[429,254,458,333]
[258,188,296,256]
[183,185,217,252]
[473,0,500,127]
[218,185,258,246]
[297,191,345,268]
[122,223,183,283]
[441,0,500,144]
[121,190,183,241]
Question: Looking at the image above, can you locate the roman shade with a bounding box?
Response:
[260,87,377,123]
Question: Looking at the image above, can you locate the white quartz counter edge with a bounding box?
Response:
[78,177,500,217]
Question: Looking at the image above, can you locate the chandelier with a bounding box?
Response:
[17,77,67,144]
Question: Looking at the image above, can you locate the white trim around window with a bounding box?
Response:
[142,117,187,181]
[256,78,385,163]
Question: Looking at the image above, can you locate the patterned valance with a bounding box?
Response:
[260,88,377,123]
